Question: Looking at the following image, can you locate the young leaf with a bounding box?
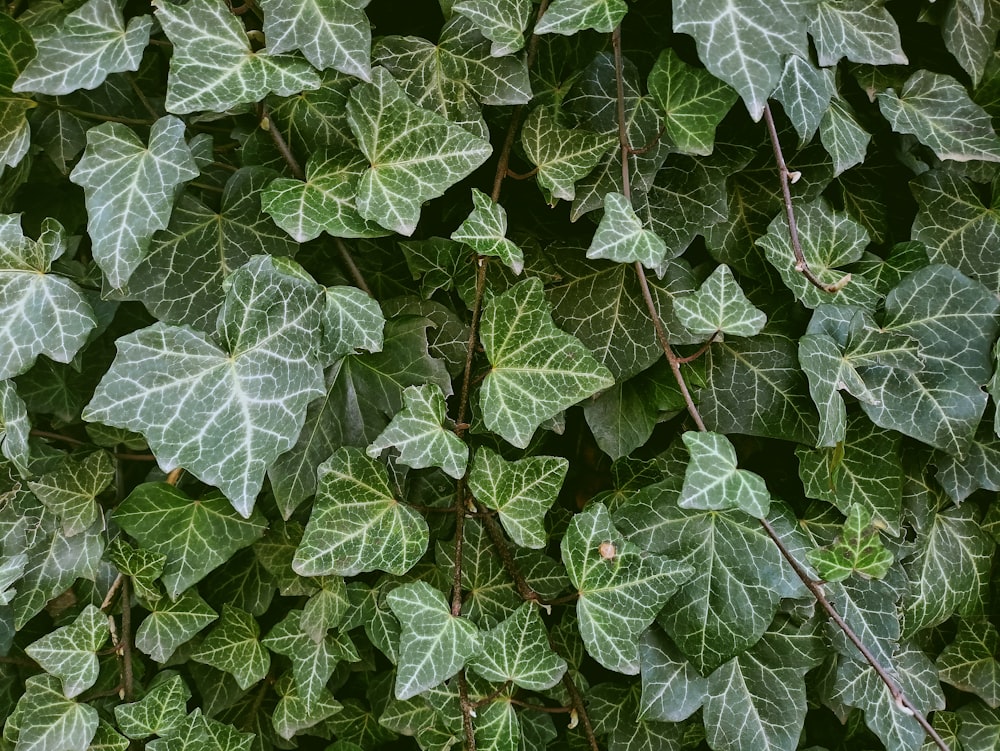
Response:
[191,606,270,690]
[808,0,907,67]
[451,189,524,274]
[806,504,893,582]
[586,192,668,268]
[134,589,218,663]
[24,605,109,698]
[28,451,114,537]
[367,384,469,480]
[386,580,480,700]
[674,264,766,338]
[467,602,567,690]
[0,378,31,476]
[534,0,627,35]
[114,674,191,739]
[0,13,35,169]
[259,0,372,81]
[9,674,98,751]
[679,431,771,518]
[453,0,531,56]
[521,105,615,203]
[68,116,199,289]
[480,277,615,448]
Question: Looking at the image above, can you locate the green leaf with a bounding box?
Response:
[943,0,1000,86]
[155,0,321,114]
[468,447,567,549]
[12,0,151,96]
[113,483,266,599]
[346,66,493,235]
[647,48,736,157]
[259,0,371,80]
[679,431,771,517]
[24,605,108,698]
[0,14,35,169]
[191,606,270,690]
[586,192,668,269]
[301,577,349,641]
[450,189,524,274]
[0,215,97,380]
[134,589,218,663]
[28,451,113,537]
[87,721,128,751]
[958,701,1000,751]
[319,286,385,364]
[114,674,191,739]
[809,0,907,67]
[146,710,253,751]
[386,580,479,700]
[562,502,693,674]
[774,55,835,143]
[934,422,1000,503]
[820,97,871,176]
[293,446,429,577]
[937,618,1000,707]
[84,255,324,515]
[674,264,766,338]
[272,678,342,740]
[453,0,531,56]
[534,0,627,35]
[68,116,199,289]
[521,105,615,203]
[467,602,567,690]
[673,0,809,120]
[10,674,98,751]
[480,277,615,448]
[474,698,519,751]
[367,384,468,480]
[0,379,31,476]
[877,70,1000,163]
[806,504,893,582]
[638,629,708,722]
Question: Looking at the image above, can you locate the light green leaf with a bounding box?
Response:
[259,0,371,80]
[468,602,567,690]
[521,105,615,203]
[146,710,253,751]
[301,577,349,641]
[943,0,1000,86]
[679,431,771,517]
[155,0,321,114]
[272,678,342,740]
[68,116,198,289]
[261,150,391,242]
[638,629,707,722]
[563,502,693,674]
[114,483,266,599]
[192,606,270,690]
[480,277,615,448]
[13,0,151,96]
[386,580,479,700]
[367,384,468,480]
[675,264,766,338]
[534,0,627,34]
[134,589,218,663]
[806,504,893,582]
[774,55,835,143]
[877,70,1000,163]
[474,698,519,751]
[647,48,737,157]
[293,446,429,577]
[114,674,191,739]
[587,192,668,268]
[346,67,493,235]
[0,215,97,380]
[0,379,30,476]
[820,96,871,176]
[673,0,810,120]
[468,447,567,549]
[0,14,35,169]
[937,619,1000,707]
[24,605,108,698]
[809,0,907,66]
[451,189,524,274]
[319,285,385,364]
[453,0,531,56]
[84,256,324,516]
[10,674,98,751]
[28,451,113,537]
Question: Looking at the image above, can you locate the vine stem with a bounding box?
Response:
[33,100,154,127]
[28,429,156,461]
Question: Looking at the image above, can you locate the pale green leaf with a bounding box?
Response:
[806,504,893,582]
[272,679,342,740]
[113,483,266,599]
[451,189,524,274]
[587,192,668,268]
[937,618,1000,707]
[674,264,766,338]
[0,379,30,476]
[809,0,907,67]
[68,116,198,289]
[638,629,707,722]
[84,256,325,515]
[192,606,270,690]
[774,55,835,143]
[943,0,1000,86]
[155,0,321,114]
[679,431,771,517]
[0,14,35,169]
[386,580,479,700]
[468,602,567,690]
[10,674,98,751]
[453,0,531,56]
[820,96,871,176]
[28,451,113,537]
[319,285,385,364]
[468,447,567,549]
[563,502,693,674]
[13,0,151,96]
[259,0,371,80]
[877,70,1000,163]
[367,384,468,480]
[134,589,218,663]
[0,215,97,380]
[534,0,627,34]
[24,605,108,698]
[521,105,615,203]
[114,674,190,739]
[293,446,429,577]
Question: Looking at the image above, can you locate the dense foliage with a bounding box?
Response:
[1,0,1000,750]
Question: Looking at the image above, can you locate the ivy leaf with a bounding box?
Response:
[114,674,191,739]
[367,384,469,480]
[450,189,524,274]
[0,215,97,380]
[774,56,835,143]
[935,422,1000,503]
[453,0,531,56]
[675,264,766,338]
[480,277,615,448]
[0,14,35,169]
[28,451,113,537]
[877,70,1000,163]
[943,0,1000,86]
[12,0,152,96]
[386,581,480,700]
[521,105,615,203]
[467,602,567,690]
[679,431,771,518]
[820,97,871,176]
[272,679,342,741]
[806,504,893,582]
[259,0,371,81]
[0,379,31,477]
[647,48,737,157]
[638,629,708,722]
[468,447,567,549]
[562,502,693,674]
[192,606,270,690]
[672,0,810,120]
[535,0,627,35]
[937,618,1000,707]
[347,66,493,235]
[88,722,129,751]
[155,0,321,114]
[809,0,907,67]
[113,483,266,599]
[84,256,324,516]
[9,674,98,751]
[24,605,109,698]
[301,577,350,641]
[68,116,198,289]
[319,285,385,364]
[134,589,218,663]
[293,447,429,577]
[146,710,253,751]
[587,192,668,268]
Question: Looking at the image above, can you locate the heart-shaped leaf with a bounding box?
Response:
[679,431,771,517]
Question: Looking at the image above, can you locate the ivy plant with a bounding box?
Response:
[0,1,999,750]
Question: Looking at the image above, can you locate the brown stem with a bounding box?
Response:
[674,332,719,364]
[562,672,599,751]
[120,577,134,701]
[405,502,459,514]
[471,681,511,708]
[506,166,539,180]
[510,698,573,713]
[761,104,849,294]
[165,468,184,486]
[29,430,156,461]
[100,574,124,611]
[335,238,372,296]
[126,73,161,121]
[34,100,154,127]
[260,104,305,181]
[628,123,666,156]
[459,670,477,751]
[478,510,542,604]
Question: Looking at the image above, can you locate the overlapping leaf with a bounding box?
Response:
[451,189,524,274]
[191,606,270,690]
[467,602,566,690]
[679,431,771,517]
[638,629,708,722]
[586,192,668,268]
[259,0,371,80]
[272,678,342,740]
[24,605,109,698]
[808,0,907,67]
[7,674,98,751]
[114,674,190,739]
[134,589,218,662]
[774,55,835,143]
[28,451,113,537]
[937,619,1000,707]
[521,105,615,203]
[534,0,627,35]
[820,96,871,176]
[0,378,31,476]
[0,13,35,169]
[675,264,766,338]
[454,0,531,56]
[806,504,893,582]
[318,285,385,364]
[943,0,1000,86]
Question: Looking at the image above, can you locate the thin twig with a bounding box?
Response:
[506,166,539,180]
[628,123,666,156]
[126,73,161,121]
[674,332,719,364]
[478,510,543,604]
[260,104,305,180]
[33,100,154,127]
[120,577,134,701]
[335,238,372,296]
[472,681,511,708]
[562,672,599,751]
[510,698,573,713]
[28,430,156,461]
[100,574,124,611]
[459,670,477,751]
